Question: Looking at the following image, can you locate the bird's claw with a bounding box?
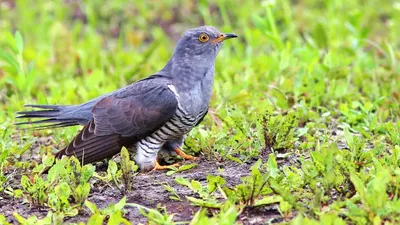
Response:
[174,147,199,161]
[152,161,181,171]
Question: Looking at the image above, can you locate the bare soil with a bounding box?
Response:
[2,125,349,224]
[1,155,282,224]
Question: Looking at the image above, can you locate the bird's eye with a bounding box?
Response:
[198,33,209,43]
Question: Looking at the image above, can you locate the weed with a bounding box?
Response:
[94,148,138,193]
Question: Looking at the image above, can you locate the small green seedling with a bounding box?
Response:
[95,148,138,193]
[85,197,130,225]
[126,203,183,225]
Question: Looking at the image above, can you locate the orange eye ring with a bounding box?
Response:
[198,33,209,43]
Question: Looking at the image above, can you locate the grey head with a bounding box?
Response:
[161,26,238,80]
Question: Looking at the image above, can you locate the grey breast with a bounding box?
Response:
[148,84,208,141]
[151,101,207,142]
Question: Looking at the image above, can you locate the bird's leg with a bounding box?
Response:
[162,138,199,160]
[174,147,198,160]
[135,139,184,171]
[135,139,165,172]
[152,161,180,170]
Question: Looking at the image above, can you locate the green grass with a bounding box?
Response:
[1,0,400,224]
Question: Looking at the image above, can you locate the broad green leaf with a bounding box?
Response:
[186,196,222,208]
[85,200,99,214]
[254,195,282,206]
[349,173,366,204]
[87,213,104,225]
[107,160,118,178]
[0,51,19,72]
[266,154,278,178]
[15,31,24,54]
[313,22,328,48]
[113,197,127,211]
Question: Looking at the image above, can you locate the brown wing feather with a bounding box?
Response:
[55,80,178,164]
[55,120,123,164]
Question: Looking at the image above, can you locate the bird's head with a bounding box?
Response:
[169,26,237,73]
[178,26,237,54]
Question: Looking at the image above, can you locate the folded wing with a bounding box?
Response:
[56,81,178,164]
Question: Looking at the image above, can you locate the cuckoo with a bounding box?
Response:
[16,26,237,171]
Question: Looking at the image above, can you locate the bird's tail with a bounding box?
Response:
[15,104,86,129]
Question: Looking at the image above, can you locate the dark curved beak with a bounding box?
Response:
[222,33,238,40]
[212,33,238,43]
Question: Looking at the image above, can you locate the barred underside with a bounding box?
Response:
[136,106,207,160]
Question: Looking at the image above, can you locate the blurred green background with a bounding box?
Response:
[1,0,399,141]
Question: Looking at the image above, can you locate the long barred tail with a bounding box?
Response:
[15,104,83,129]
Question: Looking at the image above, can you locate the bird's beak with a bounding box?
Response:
[212,33,238,44]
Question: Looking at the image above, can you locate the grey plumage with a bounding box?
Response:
[16,26,237,171]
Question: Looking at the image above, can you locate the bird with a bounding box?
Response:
[16,26,237,172]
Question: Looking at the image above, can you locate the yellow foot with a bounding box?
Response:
[152,161,180,171]
[174,147,199,160]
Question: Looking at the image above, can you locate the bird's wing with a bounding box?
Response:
[56,80,179,163]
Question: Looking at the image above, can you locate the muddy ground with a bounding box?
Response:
[1,149,286,224]
[1,126,351,224]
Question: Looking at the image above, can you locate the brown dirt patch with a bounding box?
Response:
[1,157,283,224]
